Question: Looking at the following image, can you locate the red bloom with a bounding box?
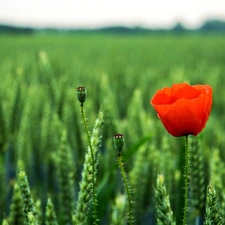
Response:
[150,83,212,137]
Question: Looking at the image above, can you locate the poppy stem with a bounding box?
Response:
[182,135,189,225]
[117,154,133,224]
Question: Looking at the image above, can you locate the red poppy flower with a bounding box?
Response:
[150,83,212,137]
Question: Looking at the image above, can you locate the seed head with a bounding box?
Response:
[76,86,87,106]
[113,134,124,156]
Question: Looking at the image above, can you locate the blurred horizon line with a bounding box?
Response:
[1,18,225,35]
[1,17,225,30]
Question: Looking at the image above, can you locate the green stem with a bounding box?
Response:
[182,135,189,225]
[80,105,98,225]
[117,155,133,224]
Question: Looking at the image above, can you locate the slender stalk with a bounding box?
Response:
[182,135,189,225]
[80,105,98,225]
[117,155,133,224]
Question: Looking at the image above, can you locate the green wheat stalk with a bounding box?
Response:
[73,110,104,225]
[27,212,38,225]
[129,145,149,223]
[111,194,127,225]
[155,174,176,225]
[57,129,75,224]
[204,184,223,225]
[45,197,59,225]
[210,148,225,220]
[8,182,24,225]
[189,136,207,217]
[80,103,99,224]
[17,168,38,225]
[35,199,42,224]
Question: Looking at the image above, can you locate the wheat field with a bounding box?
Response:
[0,33,225,225]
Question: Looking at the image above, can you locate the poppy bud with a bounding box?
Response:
[76,86,87,106]
[113,134,124,156]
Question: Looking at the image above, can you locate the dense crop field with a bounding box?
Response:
[0,33,225,225]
